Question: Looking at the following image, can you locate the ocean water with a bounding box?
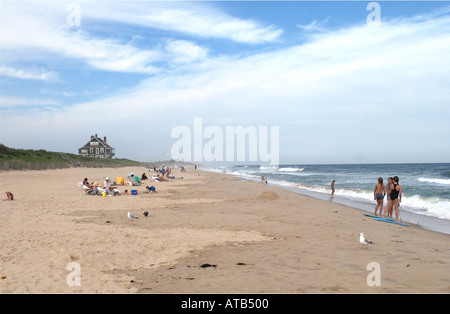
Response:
[202,163,450,225]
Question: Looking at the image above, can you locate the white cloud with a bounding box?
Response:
[297,17,330,32]
[0,1,280,76]
[80,1,283,44]
[0,96,59,108]
[0,8,163,74]
[0,66,58,81]
[165,40,208,64]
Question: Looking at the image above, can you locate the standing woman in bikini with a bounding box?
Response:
[373,178,385,216]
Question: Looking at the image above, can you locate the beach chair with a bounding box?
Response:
[83,185,99,195]
[126,174,141,186]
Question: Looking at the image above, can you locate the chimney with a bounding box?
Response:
[104,136,107,143]
[91,135,94,139]
[95,133,98,138]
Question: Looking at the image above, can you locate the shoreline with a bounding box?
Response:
[201,167,450,236]
[1,166,449,293]
[274,183,450,236]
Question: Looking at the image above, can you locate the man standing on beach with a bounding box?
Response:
[331,180,335,196]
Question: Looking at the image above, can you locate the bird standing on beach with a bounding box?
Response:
[359,233,373,246]
[128,212,139,220]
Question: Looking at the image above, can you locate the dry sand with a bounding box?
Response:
[0,165,449,293]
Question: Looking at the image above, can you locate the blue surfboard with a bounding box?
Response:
[364,214,379,219]
[375,217,409,227]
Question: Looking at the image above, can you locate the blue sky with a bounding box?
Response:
[1,1,450,164]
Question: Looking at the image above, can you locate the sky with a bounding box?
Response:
[0,1,449,165]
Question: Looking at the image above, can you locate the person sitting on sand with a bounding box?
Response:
[373,177,385,216]
[82,181,100,195]
[83,178,93,189]
[158,173,169,182]
[102,177,112,194]
[141,173,148,180]
[3,191,14,201]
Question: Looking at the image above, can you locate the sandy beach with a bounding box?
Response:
[0,165,449,293]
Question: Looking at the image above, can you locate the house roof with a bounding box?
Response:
[79,135,114,150]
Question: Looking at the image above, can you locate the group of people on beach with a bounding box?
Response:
[81,164,183,196]
[374,176,403,222]
[82,176,121,196]
[330,177,403,222]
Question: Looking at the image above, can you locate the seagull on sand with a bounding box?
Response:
[128,212,139,220]
[359,233,373,246]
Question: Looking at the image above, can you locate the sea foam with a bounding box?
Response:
[418,177,450,185]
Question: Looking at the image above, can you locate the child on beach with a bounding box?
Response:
[145,186,157,193]
[373,178,385,216]
[3,192,14,201]
[331,180,335,196]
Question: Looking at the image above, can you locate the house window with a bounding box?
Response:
[96,148,99,154]
[100,148,104,153]
[90,148,93,153]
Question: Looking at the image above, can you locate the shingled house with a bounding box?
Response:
[78,134,115,159]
